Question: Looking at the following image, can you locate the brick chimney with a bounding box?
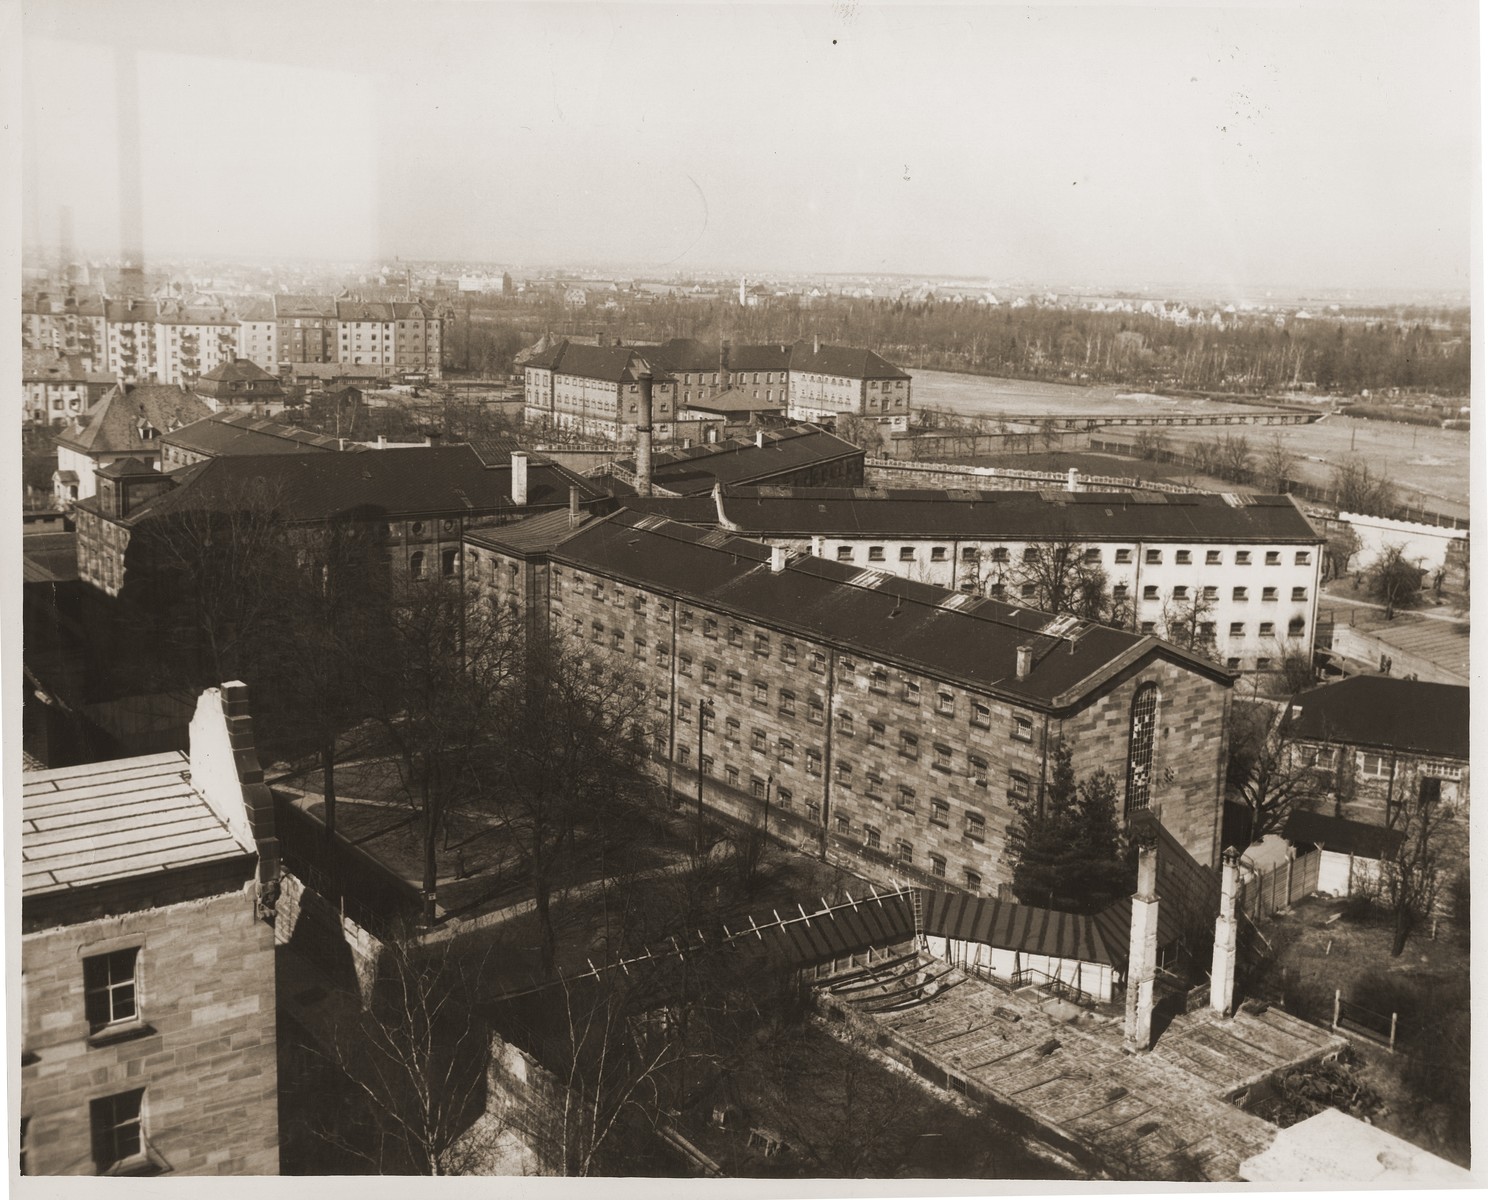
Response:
[1123,829,1160,1052]
[568,485,581,528]
[1210,847,1241,1016]
[1015,644,1034,680]
[769,545,788,573]
[511,451,529,505]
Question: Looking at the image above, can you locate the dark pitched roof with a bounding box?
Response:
[788,340,910,380]
[551,511,1232,712]
[103,299,159,322]
[1287,676,1469,760]
[198,357,281,386]
[467,507,605,555]
[616,426,863,495]
[274,294,336,319]
[23,532,79,584]
[1283,809,1406,861]
[335,301,397,322]
[726,343,794,372]
[55,383,212,456]
[551,342,654,384]
[625,486,1321,543]
[646,338,721,373]
[117,445,574,527]
[682,388,788,415]
[161,413,345,458]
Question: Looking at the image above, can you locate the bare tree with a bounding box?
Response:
[299,924,505,1175]
[1226,701,1324,842]
[1331,456,1398,518]
[1366,543,1425,619]
[1132,426,1169,460]
[1160,589,1219,661]
[1323,521,1362,582]
[832,413,886,455]
[479,631,653,976]
[366,572,520,921]
[122,474,296,693]
[1216,433,1253,484]
[1378,779,1464,956]
[1257,432,1297,492]
[1009,533,1131,626]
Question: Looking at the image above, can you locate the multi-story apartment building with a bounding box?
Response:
[628,485,1324,672]
[523,336,913,440]
[466,510,1234,894]
[104,299,160,384]
[152,300,239,386]
[53,382,211,506]
[22,292,108,372]
[20,683,281,1176]
[274,295,337,366]
[235,298,278,373]
[335,300,397,368]
[392,300,443,377]
[23,350,115,425]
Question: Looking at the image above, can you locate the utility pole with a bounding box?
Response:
[695,697,710,860]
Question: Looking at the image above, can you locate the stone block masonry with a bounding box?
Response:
[21,885,279,1176]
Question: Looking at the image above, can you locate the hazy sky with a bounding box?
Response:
[20,0,1479,292]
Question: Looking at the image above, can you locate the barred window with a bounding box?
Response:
[1125,683,1159,814]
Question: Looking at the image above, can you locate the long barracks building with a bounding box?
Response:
[522,335,912,441]
[626,485,1325,674]
[465,509,1235,895]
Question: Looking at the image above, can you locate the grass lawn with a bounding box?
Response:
[1245,895,1469,1165]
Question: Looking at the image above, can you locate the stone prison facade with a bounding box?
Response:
[467,511,1233,896]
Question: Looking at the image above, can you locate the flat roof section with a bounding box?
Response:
[22,751,254,898]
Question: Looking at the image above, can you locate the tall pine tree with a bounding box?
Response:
[1004,740,1134,914]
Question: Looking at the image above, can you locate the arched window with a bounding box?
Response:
[409,551,425,579]
[1125,683,1159,814]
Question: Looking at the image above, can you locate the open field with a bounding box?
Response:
[1158,417,1470,518]
[913,369,1471,518]
[911,369,1270,419]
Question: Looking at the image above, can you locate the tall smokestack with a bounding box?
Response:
[1210,847,1241,1016]
[1124,828,1161,1053]
[510,451,529,506]
[635,371,654,498]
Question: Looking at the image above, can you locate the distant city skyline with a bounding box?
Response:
[21,0,1477,297]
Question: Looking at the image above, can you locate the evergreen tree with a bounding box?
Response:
[1068,769,1134,914]
[1004,741,1134,914]
[1005,738,1078,908]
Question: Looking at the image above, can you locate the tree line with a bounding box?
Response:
[455,291,1470,397]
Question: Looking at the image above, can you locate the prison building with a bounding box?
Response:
[466,509,1234,893]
